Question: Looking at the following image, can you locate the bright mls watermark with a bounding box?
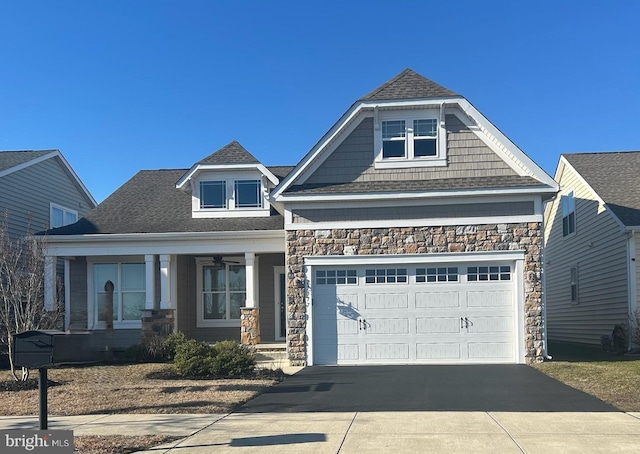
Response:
[1,430,73,453]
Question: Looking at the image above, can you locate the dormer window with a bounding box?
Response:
[234,179,262,208]
[200,181,227,209]
[375,109,446,169]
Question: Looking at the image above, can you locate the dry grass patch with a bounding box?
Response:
[74,435,180,454]
[0,363,282,416]
[533,359,640,411]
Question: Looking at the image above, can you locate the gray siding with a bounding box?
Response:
[304,114,517,186]
[0,157,94,240]
[293,201,534,224]
[544,165,629,345]
[69,257,88,329]
[256,253,285,342]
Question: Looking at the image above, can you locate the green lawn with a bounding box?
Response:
[532,342,640,411]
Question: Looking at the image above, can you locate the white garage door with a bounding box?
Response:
[312,262,517,365]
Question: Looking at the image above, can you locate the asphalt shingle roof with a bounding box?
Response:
[286,175,545,195]
[564,151,640,227]
[47,169,283,235]
[359,68,460,101]
[197,141,259,165]
[0,150,53,173]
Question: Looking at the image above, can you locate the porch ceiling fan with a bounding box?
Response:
[212,255,241,266]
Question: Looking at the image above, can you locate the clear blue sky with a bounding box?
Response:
[1,1,638,203]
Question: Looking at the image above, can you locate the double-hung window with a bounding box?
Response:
[377,110,444,168]
[562,191,576,236]
[198,259,246,326]
[93,262,145,326]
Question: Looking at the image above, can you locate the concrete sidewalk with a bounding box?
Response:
[138,411,640,453]
[4,411,640,453]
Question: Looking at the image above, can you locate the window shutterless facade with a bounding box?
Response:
[234,179,262,208]
[200,181,227,208]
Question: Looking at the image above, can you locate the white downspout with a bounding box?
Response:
[541,198,553,360]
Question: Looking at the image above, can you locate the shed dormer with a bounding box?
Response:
[176,141,279,218]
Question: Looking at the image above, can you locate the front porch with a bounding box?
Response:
[44,232,287,352]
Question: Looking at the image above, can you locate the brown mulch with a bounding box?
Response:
[0,363,282,416]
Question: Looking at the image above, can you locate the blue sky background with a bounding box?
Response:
[1,1,638,203]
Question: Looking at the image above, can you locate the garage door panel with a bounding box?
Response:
[467,290,512,308]
[416,343,461,360]
[416,317,462,334]
[366,343,409,360]
[338,344,359,361]
[365,293,408,309]
[415,292,460,308]
[467,342,514,359]
[468,316,513,334]
[366,318,409,334]
[337,319,359,335]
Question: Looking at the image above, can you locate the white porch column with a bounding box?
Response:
[245,252,256,308]
[64,258,71,330]
[159,254,171,309]
[145,255,156,310]
[44,256,56,311]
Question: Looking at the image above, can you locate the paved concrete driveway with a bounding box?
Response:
[239,365,617,413]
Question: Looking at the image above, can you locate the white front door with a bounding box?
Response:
[312,262,516,365]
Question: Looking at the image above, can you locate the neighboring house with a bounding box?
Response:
[43,69,558,364]
[544,151,640,346]
[0,149,96,238]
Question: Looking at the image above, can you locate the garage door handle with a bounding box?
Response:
[460,317,464,329]
[359,319,367,331]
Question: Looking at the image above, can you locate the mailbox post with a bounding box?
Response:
[13,330,94,430]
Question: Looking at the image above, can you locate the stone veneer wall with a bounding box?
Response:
[286,223,543,366]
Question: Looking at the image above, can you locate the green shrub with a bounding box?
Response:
[173,339,216,377]
[211,340,256,377]
[172,339,256,378]
[162,332,187,361]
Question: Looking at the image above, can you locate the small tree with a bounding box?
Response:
[0,216,63,381]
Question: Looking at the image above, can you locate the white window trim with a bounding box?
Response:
[374,107,447,169]
[87,257,145,330]
[50,203,78,228]
[192,171,270,218]
[196,257,246,327]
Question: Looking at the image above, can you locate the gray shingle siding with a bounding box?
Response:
[301,115,518,190]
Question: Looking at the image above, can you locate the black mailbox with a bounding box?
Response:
[13,330,94,368]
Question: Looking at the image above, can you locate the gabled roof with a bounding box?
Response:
[0,149,97,206]
[176,141,279,189]
[562,151,640,227]
[197,141,260,165]
[359,68,459,101]
[47,169,283,235]
[272,69,558,200]
[0,150,52,173]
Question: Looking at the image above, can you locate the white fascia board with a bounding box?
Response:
[43,230,285,257]
[304,250,525,266]
[288,214,542,231]
[558,155,627,232]
[0,150,58,178]
[457,99,558,190]
[52,151,98,207]
[278,185,557,203]
[176,164,279,189]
